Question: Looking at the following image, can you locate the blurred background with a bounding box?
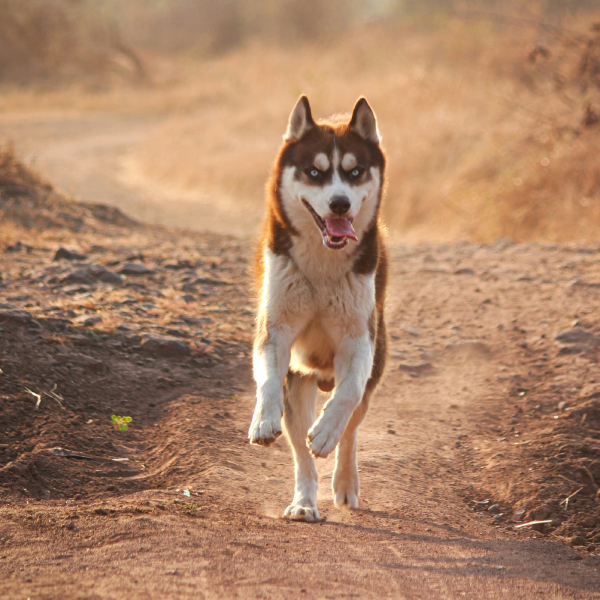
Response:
[0,0,599,242]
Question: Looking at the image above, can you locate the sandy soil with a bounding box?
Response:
[0,118,600,599]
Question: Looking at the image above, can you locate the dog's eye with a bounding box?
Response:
[351,168,362,178]
[308,169,320,178]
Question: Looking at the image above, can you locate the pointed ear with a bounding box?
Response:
[283,95,315,142]
[349,97,380,144]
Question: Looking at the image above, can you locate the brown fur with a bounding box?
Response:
[255,103,388,397]
[255,116,386,286]
[249,98,390,516]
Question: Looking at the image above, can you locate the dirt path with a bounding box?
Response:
[1,118,600,598]
[0,113,263,237]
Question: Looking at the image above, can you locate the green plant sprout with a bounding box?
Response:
[111,415,132,431]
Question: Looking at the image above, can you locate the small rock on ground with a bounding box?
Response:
[54,247,88,261]
[141,335,190,358]
[120,263,154,276]
[555,328,600,347]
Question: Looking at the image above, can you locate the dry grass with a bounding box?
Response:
[131,14,600,243]
[1,7,599,243]
[0,222,31,249]
[0,143,136,238]
[0,143,42,247]
[0,0,146,86]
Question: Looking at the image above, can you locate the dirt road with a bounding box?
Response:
[0,113,264,237]
[0,117,599,599]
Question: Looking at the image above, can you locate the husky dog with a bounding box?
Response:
[248,96,388,521]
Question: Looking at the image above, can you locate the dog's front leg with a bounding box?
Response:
[307,335,373,458]
[248,320,296,447]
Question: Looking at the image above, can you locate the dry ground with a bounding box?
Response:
[1,12,600,593]
[1,153,600,598]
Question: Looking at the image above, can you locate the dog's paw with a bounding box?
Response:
[306,419,340,458]
[248,414,282,447]
[283,503,321,522]
[333,467,359,509]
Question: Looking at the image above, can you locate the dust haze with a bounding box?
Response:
[1,0,599,242]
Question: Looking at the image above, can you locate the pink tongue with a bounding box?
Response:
[324,218,358,242]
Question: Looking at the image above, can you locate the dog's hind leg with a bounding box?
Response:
[333,319,387,509]
[332,386,373,509]
[282,370,320,522]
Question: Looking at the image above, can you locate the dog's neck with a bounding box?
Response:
[289,230,357,283]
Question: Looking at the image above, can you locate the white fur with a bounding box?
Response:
[282,373,320,521]
[248,135,382,522]
[314,153,330,171]
[248,253,304,446]
[248,246,376,512]
[280,155,381,266]
[341,153,357,170]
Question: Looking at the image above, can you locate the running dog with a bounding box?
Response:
[248,96,388,521]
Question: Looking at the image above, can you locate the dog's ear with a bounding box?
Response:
[349,97,380,144]
[283,95,315,142]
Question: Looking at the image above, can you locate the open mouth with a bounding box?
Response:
[301,199,358,250]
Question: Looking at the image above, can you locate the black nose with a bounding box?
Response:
[329,195,351,216]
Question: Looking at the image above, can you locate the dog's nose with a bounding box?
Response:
[329,195,351,216]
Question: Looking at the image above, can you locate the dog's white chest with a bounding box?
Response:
[263,249,375,377]
[266,248,374,324]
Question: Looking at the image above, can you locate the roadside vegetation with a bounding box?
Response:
[2,1,598,243]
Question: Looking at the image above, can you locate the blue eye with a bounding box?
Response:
[351,168,361,177]
[309,169,319,178]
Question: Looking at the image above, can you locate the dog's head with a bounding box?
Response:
[274,96,385,251]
